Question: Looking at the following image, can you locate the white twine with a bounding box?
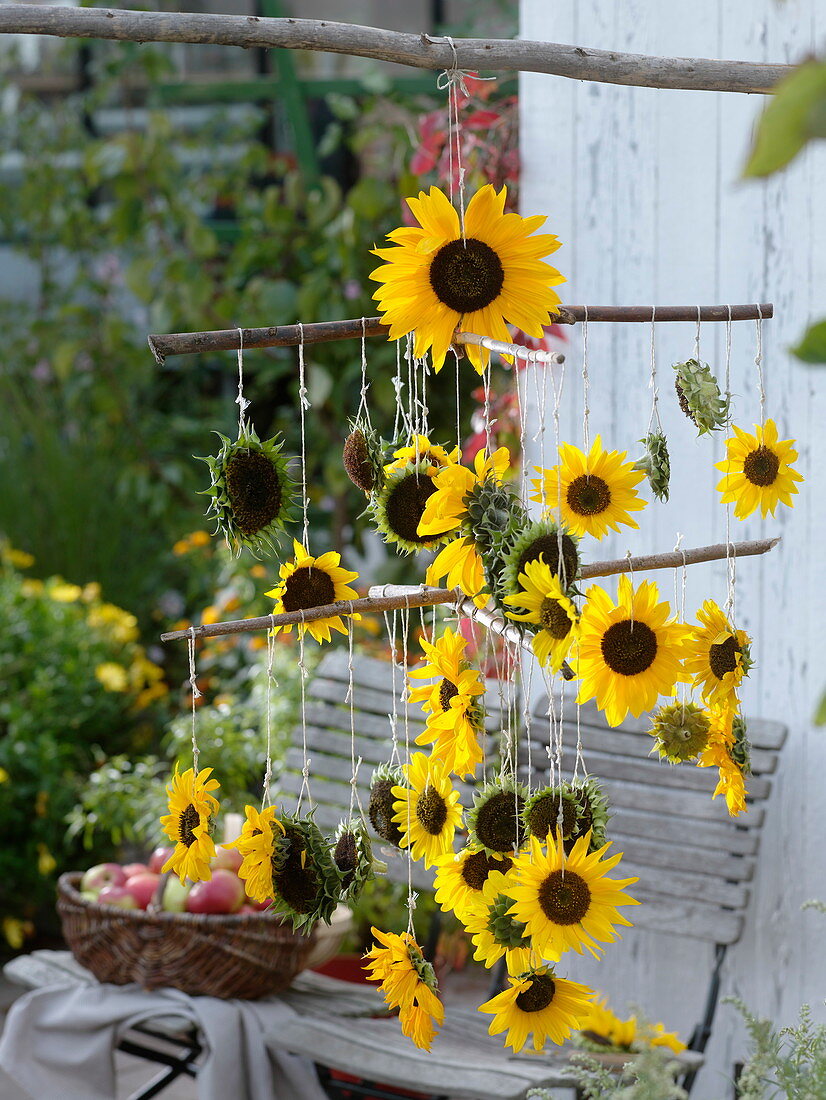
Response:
[483,361,492,454]
[755,306,766,426]
[454,348,462,452]
[625,549,635,631]
[432,34,468,238]
[694,306,702,367]
[724,308,737,620]
[297,323,310,549]
[346,611,364,820]
[187,627,201,774]
[399,601,417,937]
[296,622,312,812]
[647,307,662,434]
[673,533,688,706]
[356,318,372,428]
[393,339,405,439]
[261,613,276,809]
[384,609,402,768]
[582,307,591,451]
[236,327,250,436]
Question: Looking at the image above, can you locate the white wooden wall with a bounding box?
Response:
[519,2,825,1096]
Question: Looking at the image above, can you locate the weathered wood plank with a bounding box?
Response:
[618,862,749,909]
[522,745,772,801]
[630,896,743,945]
[533,695,787,752]
[593,806,758,855]
[525,721,779,775]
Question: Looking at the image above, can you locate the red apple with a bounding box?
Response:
[122,862,148,879]
[148,846,176,874]
[213,846,243,874]
[124,872,161,910]
[161,876,192,913]
[81,863,127,897]
[186,869,245,915]
[98,885,139,909]
[245,896,272,911]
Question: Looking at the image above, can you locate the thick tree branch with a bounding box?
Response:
[159,537,779,643]
[0,8,792,94]
[147,305,773,363]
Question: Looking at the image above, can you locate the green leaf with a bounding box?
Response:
[744,59,826,177]
[792,318,826,364]
[815,689,826,725]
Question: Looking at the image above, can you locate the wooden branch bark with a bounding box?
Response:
[0,8,792,94]
[147,305,773,363]
[159,537,779,643]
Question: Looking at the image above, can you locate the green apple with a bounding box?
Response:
[161,875,192,912]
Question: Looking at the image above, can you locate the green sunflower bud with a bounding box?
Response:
[673,359,730,435]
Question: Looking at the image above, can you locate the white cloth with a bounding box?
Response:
[0,980,329,1100]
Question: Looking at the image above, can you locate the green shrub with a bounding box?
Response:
[0,547,168,950]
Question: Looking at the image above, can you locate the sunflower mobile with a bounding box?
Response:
[152,100,802,1059]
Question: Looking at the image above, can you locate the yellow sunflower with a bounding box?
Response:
[461,869,534,975]
[698,707,749,817]
[503,559,579,673]
[391,752,463,868]
[479,966,595,1052]
[575,576,689,728]
[576,999,686,1054]
[419,447,512,605]
[160,765,221,884]
[508,832,639,962]
[266,539,360,643]
[222,803,285,903]
[370,184,564,373]
[408,627,486,779]
[384,434,460,477]
[531,437,647,540]
[716,418,803,519]
[433,847,514,919]
[684,599,752,711]
[364,927,445,1050]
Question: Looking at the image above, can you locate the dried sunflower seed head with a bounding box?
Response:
[673,360,730,435]
[634,431,671,502]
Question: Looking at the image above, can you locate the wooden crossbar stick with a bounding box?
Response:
[147,305,772,363]
[159,537,778,643]
[0,9,793,94]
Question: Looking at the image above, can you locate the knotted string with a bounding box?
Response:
[236,327,250,436]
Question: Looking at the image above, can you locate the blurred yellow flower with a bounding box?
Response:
[50,582,83,603]
[3,917,34,950]
[173,539,190,556]
[2,546,34,569]
[0,767,8,783]
[250,564,267,579]
[189,530,210,547]
[37,844,57,876]
[201,606,220,625]
[20,579,44,596]
[95,662,129,692]
[35,791,49,816]
[81,582,102,602]
[224,596,241,613]
[87,603,139,644]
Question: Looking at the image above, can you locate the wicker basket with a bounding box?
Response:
[57,872,317,999]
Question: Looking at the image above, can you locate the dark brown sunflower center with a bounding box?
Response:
[428,237,505,314]
[416,784,448,835]
[334,831,359,889]
[273,830,319,914]
[461,850,513,891]
[383,472,448,545]
[281,566,336,612]
[517,534,579,590]
[439,678,460,712]
[178,803,200,848]
[369,779,404,847]
[709,634,739,680]
[539,598,573,639]
[526,793,578,842]
[474,791,525,852]
[538,869,591,924]
[601,620,657,676]
[515,973,556,1013]
[342,430,375,494]
[566,475,611,517]
[743,445,780,487]
[225,450,282,535]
